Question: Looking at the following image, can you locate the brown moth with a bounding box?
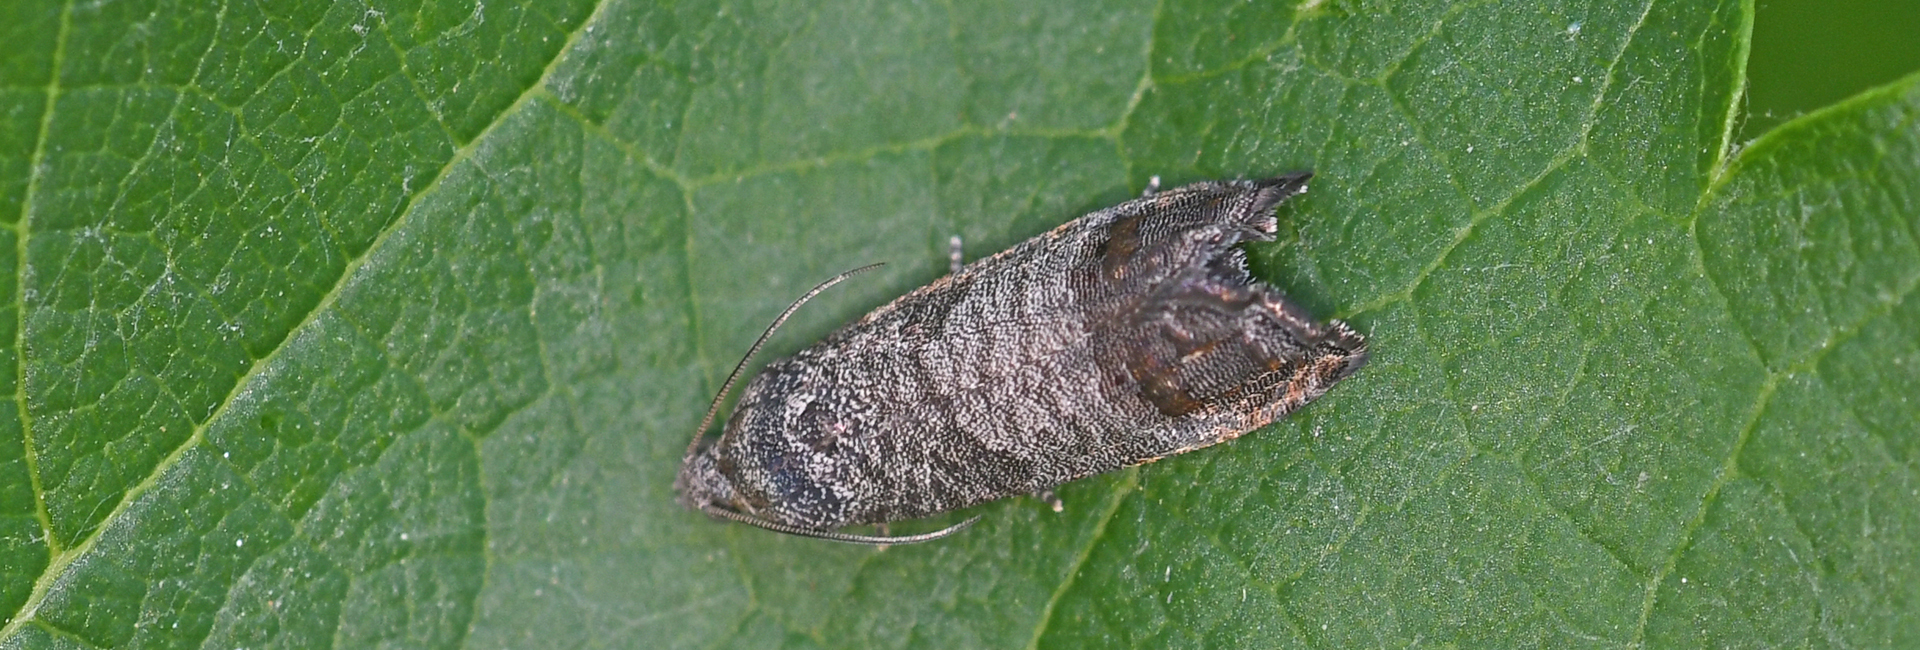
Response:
[676,173,1368,544]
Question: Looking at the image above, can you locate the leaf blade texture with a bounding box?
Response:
[0,0,1913,648]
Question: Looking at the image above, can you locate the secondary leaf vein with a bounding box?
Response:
[5,0,74,630]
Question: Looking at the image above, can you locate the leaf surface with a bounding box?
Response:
[0,0,1914,648]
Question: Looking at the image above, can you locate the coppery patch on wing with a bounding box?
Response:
[1313,353,1353,384]
[1102,212,1147,280]
[1130,348,1207,416]
[1179,338,1223,363]
[1281,360,1314,409]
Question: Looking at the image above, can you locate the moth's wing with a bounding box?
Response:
[1097,174,1367,423]
[1097,174,1310,286]
[1124,256,1366,418]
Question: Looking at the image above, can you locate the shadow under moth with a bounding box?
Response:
[676,173,1368,544]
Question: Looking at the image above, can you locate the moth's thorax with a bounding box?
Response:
[707,356,870,528]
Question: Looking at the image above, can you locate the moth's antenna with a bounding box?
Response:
[683,263,887,465]
[702,504,982,545]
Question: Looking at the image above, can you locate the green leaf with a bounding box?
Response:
[0,0,1913,647]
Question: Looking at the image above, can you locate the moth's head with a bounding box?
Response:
[674,444,740,514]
[676,404,982,545]
[674,386,855,532]
[704,367,861,529]
[675,357,838,526]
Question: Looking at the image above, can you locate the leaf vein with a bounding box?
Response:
[372,12,463,145]
[1654,90,1920,647]
[1761,473,1854,648]
[1023,468,1138,650]
[3,0,74,632]
[1628,372,1776,647]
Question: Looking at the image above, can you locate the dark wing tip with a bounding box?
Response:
[1321,319,1369,380]
[1248,172,1313,213]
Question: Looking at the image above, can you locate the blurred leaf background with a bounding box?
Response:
[1745,0,1920,137]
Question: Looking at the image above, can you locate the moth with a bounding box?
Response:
[676,173,1368,544]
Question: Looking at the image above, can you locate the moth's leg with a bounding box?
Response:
[1141,175,1162,197]
[1034,489,1063,513]
[948,235,965,275]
